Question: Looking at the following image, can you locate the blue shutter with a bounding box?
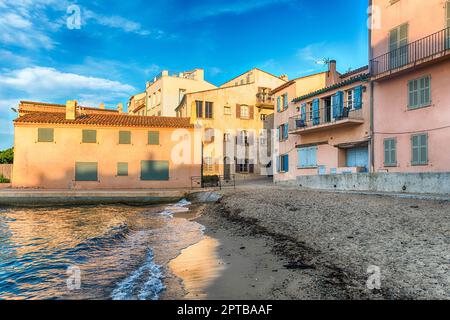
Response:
[301,103,306,121]
[277,97,281,112]
[276,126,280,141]
[310,146,317,166]
[333,92,344,118]
[283,154,289,172]
[354,86,363,109]
[312,99,320,125]
[283,124,289,140]
[276,156,280,173]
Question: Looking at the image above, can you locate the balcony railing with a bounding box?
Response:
[289,105,364,134]
[371,27,450,76]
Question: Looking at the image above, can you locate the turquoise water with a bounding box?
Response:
[0,201,203,300]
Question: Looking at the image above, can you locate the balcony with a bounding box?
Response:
[371,27,450,80]
[289,106,364,135]
[256,88,274,108]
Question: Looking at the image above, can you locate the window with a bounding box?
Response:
[278,154,289,173]
[75,162,98,181]
[389,23,408,68]
[282,93,288,110]
[205,102,213,119]
[384,138,397,166]
[240,105,249,119]
[141,160,169,180]
[224,133,231,142]
[38,128,54,142]
[236,159,251,173]
[148,131,160,145]
[347,90,354,109]
[204,157,213,172]
[411,134,428,165]
[260,114,267,121]
[297,146,318,168]
[239,130,249,145]
[119,131,131,144]
[278,124,288,142]
[408,76,431,109]
[224,106,231,115]
[195,101,203,118]
[117,162,128,176]
[82,130,97,143]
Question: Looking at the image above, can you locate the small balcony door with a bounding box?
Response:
[389,23,409,69]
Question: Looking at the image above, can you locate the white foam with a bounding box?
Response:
[111,249,165,300]
[159,199,191,217]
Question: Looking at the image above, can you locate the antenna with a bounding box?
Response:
[315,58,331,66]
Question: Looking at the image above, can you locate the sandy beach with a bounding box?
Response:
[172,185,450,300]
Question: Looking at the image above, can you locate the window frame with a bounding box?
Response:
[240,105,250,119]
[119,131,131,145]
[75,162,98,181]
[37,128,54,143]
[205,101,213,119]
[297,146,318,169]
[408,75,431,109]
[224,105,232,115]
[383,138,397,167]
[117,162,129,176]
[148,131,160,145]
[82,130,97,144]
[195,100,203,118]
[411,133,428,166]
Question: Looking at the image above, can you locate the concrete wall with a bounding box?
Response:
[0,164,12,180]
[278,172,450,195]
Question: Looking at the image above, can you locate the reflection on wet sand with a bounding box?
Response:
[168,236,225,300]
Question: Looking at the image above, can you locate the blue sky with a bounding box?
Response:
[0,0,369,150]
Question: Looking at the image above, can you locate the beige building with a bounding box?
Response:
[175,68,287,178]
[127,92,146,116]
[131,69,217,117]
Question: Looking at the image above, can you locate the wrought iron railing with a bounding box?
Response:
[371,27,450,76]
[288,105,363,132]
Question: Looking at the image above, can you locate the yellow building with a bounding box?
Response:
[131,69,217,117]
[175,68,287,178]
[127,92,146,116]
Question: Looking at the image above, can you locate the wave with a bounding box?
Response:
[159,199,191,217]
[111,248,165,300]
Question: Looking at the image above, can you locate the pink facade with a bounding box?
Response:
[273,63,371,182]
[371,0,450,173]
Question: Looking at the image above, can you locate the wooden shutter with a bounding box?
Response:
[236,104,241,118]
[38,128,54,142]
[148,131,160,145]
[354,86,363,109]
[117,162,128,176]
[75,162,98,181]
[249,106,254,119]
[276,97,281,112]
[411,135,420,164]
[119,131,131,144]
[312,99,320,125]
[82,130,97,143]
[420,134,428,164]
[141,160,169,180]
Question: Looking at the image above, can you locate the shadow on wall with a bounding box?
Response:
[16,151,201,190]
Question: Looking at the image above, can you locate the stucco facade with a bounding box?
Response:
[13,102,200,189]
[274,62,371,182]
[176,68,286,177]
[138,69,217,117]
[370,0,450,173]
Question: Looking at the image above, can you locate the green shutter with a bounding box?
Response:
[141,160,169,180]
[117,162,128,176]
[82,130,97,143]
[38,128,54,142]
[411,134,428,165]
[75,162,98,181]
[119,131,131,144]
[384,139,396,166]
[148,131,160,145]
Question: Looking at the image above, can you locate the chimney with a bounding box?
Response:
[99,103,105,109]
[66,100,77,120]
[117,102,123,114]
[279,74,289,82]
[327,60,339,86]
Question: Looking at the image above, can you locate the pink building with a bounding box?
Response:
[273,62,371,182]
[370,0,450,173]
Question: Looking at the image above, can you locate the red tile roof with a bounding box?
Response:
[14,112,194,129]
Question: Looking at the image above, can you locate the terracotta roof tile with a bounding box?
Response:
[14,112,194,129]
